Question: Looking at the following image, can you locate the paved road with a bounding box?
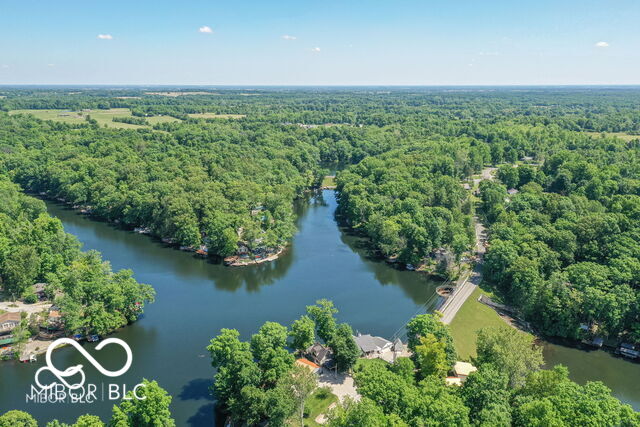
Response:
[440,166,494,324]
[440,220,486,324]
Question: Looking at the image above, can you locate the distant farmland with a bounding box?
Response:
[8,108,179,129]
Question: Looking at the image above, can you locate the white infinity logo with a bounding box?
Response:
[34,338,133,390]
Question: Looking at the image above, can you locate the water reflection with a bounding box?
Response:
[0,190,444,425]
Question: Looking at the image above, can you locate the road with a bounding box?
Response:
[439,219,486,324]
[439,167,494,324]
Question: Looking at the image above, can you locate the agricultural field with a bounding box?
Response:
[8,108,179,129]
[187,112,246,119]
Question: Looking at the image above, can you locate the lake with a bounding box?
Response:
[1,190,638,425]
[0,191,440,425]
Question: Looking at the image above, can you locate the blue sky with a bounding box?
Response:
[0,0,638,85]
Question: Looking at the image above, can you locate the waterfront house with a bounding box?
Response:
[354,333,393,357]
[47,306,63,329]
[453,361,477,382]
[295,358,321,374]
[0,312,21,334]
[305,343,333,366]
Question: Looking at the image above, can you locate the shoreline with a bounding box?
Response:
[29,192,297,268]
[224,247,286,267]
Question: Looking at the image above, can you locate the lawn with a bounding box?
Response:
[187,113,246,119]
[9,108,179,129]
[449,286,532,360]
[321,175,336,188]
[302,387,338,427]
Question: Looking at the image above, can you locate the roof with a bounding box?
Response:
[33,283,47,292]
[0,312,21,323]
[454,361,478,377]
[296,358,321,371]
[306,343,331,362]
[354,334,392,353]
[507,188,519,195]
[392,338,405,352]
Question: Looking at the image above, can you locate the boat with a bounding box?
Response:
[87,335,100,342]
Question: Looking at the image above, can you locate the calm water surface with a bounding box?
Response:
[1,191,638,425]
[0,191,440,425]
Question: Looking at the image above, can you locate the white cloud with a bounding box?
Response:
[1,64,9,69]
[311,47,321,53]
[97,34,113,40]
[199,26,213,34]
[594,41,609,48]
[47,63,55,67]
[282,35,297,40]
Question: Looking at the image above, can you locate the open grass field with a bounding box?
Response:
[584,131,640,142]
[449,286,532,360]
[9,108,179,129]
[302,387,338,427]
[187,113,246,119]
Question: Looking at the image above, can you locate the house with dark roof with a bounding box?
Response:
[353,333,393,356]
[305,343,333,366]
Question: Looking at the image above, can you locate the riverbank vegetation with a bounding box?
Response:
[0,379,174,426]
[481,146,640,342]
[0,178,154,348]
[2,87,640,324]
[333,315,638,427]
[206,303,639,426]
[207,299,358,425]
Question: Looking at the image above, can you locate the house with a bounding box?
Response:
[392,338,405,354]
[0,312,21,334]
[453,361,477,381]
[507,188,519,195]
[47,306,63,329]
[354,333,393,356]
[305,343,333,366]
[33,283,47,300]
[296,358,321,374]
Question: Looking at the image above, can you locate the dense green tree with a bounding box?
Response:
[109,380,175,427]
[289,315,315,353]
[328,323,360,373]
[476,327,543,388]
[413,334,449,378]
[405,314,457,366]
[0,410,37,427]
[306,299,338,343]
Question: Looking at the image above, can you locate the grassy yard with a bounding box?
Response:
[9,108,179,129]
[449,286,532,360]
[302,387,338,427]
[187,113,246,119]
